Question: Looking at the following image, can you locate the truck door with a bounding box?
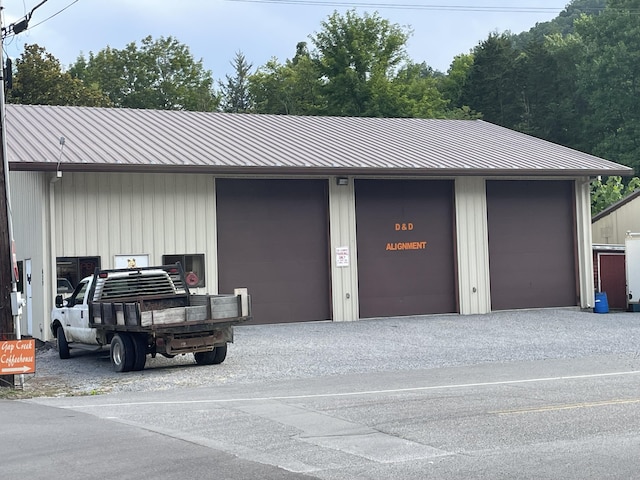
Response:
[62,280,90,342]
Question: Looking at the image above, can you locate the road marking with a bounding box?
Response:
[492,398,640,415]
[56,369,640,409]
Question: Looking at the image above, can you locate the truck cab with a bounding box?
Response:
[52,276,96,346]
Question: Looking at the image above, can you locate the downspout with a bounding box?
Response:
[48,172,61,341]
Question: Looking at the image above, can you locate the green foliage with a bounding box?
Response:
[439,53,474,107]
[219,51,253,113]
[573,2,640,173]
[7,44,111,107]
[69,36,218,111]
[249,54,325,115]
[513,0,606,47]
[459,33,522,127]
[591,176,640,215]
[456,0,640,177]
[248,10,463,118]
[310,9,411,116]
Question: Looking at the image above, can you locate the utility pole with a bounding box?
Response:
[0,0,16,389]
[0,0,47,388]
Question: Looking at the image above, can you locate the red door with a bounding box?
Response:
[597,253,626,310]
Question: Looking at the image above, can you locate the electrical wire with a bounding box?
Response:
[223,0,635,14]
[2,0,79,42]
[27,0,79,30]
[226,0,562,11]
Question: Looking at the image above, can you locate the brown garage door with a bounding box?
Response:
[216,179,331,324]
[355,179,457,318]
[487,180,576,310]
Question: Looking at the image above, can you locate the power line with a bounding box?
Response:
[2,0,48,38]
[2,0,79,41]
[223,0,601,14]
[27,0,79,30]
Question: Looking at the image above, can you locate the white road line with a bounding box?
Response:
[57,369,640,409]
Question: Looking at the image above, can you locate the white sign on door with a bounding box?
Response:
[336,246,349,267]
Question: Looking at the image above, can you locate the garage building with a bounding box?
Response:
[6,104,632,341]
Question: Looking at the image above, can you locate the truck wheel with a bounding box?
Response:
[194,344,227,365]
[57,327,70,359]
[110,333,135,372]
[131,335,147,371]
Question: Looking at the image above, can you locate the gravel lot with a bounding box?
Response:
[9,308,640,398]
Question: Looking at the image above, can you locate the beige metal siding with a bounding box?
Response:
[576,179,595,309]
[53,172,218,293]
[329,177,359,321]
[11,171,50,339]
[592,197,640,244]
[455,177,491,314]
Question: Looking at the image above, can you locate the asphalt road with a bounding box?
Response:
[3,308,640,479]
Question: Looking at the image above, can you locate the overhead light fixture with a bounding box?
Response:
[336,177,348,186]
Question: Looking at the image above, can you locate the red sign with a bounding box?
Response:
[0,339,36,374]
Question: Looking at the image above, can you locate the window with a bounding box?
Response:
[56,256,101,293]
[162,254,205,288]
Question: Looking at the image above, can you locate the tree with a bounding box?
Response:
[310,10,411,116]
[249,52,325,115]
[459,32,522,127]
[70,36,218,111]
[439,53,474,109]
[219,51,253,113]
[573,0,640,173]
[7,44,111,107]
[386,62,476,119]
[513,0,606,47]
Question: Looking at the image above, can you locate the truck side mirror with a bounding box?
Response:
[55,294,64,308]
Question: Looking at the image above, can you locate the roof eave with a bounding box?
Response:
[9,162,634,178]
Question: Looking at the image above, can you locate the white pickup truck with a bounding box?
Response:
[51,264,251,372]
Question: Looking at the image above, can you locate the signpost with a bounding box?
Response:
[0,339,35,375]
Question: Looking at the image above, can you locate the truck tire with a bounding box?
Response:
[110,333,135,372]
[57,327,70,359]
[194,344,227,365]
[131,334,147,371]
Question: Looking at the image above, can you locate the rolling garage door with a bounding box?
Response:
[487,180,576,310]
[355,179,457,318]
[216,179,331,324]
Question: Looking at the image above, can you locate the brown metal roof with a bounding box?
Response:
[5,104,633,177]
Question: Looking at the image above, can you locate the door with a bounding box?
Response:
[217,179,331,324]
[487,180,576,310]
[61,280,90,343]
[355,179,457,317]
[597,253,626,310]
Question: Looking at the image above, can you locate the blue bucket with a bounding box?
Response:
[594,292,609,314]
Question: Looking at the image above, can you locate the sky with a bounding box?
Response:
[2,0,572,81]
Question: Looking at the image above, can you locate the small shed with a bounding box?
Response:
[592,189,640,244]
[591,189,640,310]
